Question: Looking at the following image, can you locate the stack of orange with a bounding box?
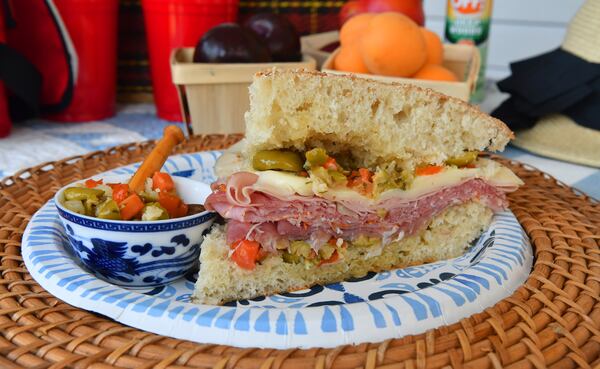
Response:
[334,12,458,82]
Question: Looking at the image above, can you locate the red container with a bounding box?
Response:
[44,0,118,122]
[142,0,238,121]
[0,84,10,138]
[6,0,119,121]
[0,6,11,137]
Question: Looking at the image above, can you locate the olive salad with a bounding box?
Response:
[61,172,189,221]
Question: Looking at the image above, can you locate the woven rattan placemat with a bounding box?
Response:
[0,134,598,369]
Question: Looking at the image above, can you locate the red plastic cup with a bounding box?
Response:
[45,0,118,122]
[142,0,238,121]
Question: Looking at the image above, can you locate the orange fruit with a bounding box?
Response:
[413,64,458,81]
[340,13,374,46]
[334,44,369,74]
[420,28,443,65]
[359,12,427,77]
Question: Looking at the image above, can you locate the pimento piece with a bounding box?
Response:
[230,240,260,270]
[348,167,374,196]
[319,250,340,266]
[415,165,443,176]
[358,167,373,182]
[84,179,103,188]
[177,202,189,218]
[119,194,144,220]
[152,172,175,192]
[158,192,188,218]
[110,184,130,204]
[323,157,339,171]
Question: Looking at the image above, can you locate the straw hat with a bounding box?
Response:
[511,0,600,167]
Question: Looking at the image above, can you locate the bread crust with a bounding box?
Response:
[254,68,514,140]
[243,68,513,171]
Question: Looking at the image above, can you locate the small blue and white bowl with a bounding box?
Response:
[54,174,216,288]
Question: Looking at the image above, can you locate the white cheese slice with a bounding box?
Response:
[251,158,523,203]
[253,170,314,198]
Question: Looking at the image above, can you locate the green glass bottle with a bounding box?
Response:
[445,0,493,102]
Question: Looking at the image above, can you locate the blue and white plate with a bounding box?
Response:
[22,151,533,349]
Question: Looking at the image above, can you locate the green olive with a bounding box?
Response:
[311,166,331,185]
[283,240,313,264]
[64,187,104,202]
[305,148,328,167]
[139,190,159,202]
[64,187,105,217]
[84,201,96,217]
[282,252,301,264]
[446,151,478,167]
[252,150,303,172]
[63,200,86,215]
[95,199,121,220]
[328,170,348,186]
[141,202,169,221]
[318,243,336,260]
[289,240,312,258]
[372,163,414,193]
[352,235,381,248]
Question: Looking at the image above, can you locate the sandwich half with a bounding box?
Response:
[192,69,523,305]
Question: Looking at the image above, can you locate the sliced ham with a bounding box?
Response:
[206,178,507,250]
[226,220,289,253]
[225,172,259,206]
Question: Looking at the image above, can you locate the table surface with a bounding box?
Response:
[0,98,598,200]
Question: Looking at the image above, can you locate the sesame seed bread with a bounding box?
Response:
[242,69,512,171]
[192,201,492,305]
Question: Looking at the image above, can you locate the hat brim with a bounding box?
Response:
[512,114,600,168]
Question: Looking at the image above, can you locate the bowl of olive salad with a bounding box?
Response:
[54,173,216,287]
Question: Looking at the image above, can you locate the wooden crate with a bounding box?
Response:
[171,48,317,135]
[322,43,480,101]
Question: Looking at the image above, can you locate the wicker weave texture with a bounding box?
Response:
[0,135,598,369]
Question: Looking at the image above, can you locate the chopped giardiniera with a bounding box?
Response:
[372,162,414,193]
[141,202,169,221]
[64,187,104,202]
[289,240,313,259]
[96,199,121,220]
[282,251,301,264]
[61,171,188,221]
[329,170,348,186]
[318,243,336,260]
[352,235,381,248]
[305,147,328,167]
[63,200,86,215]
